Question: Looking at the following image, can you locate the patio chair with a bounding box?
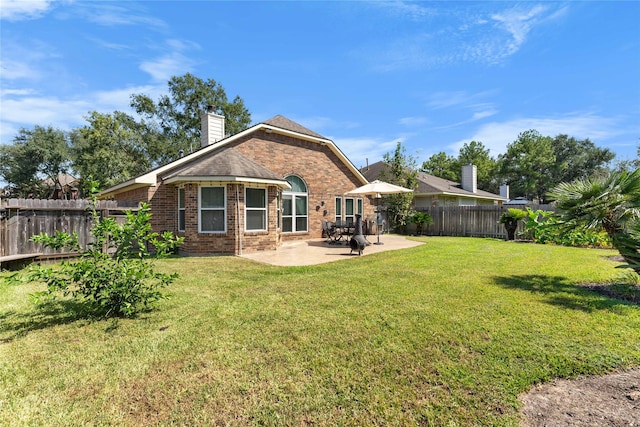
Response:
[322,220,341,244]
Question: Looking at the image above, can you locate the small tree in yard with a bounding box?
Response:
[379,142,419,232]
[410,211,433,235]
[15,181,183,317]
[500,208,527,241]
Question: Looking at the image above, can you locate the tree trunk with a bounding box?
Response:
[505,222,518,241]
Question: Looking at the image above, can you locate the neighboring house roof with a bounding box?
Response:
[361,161,505,202]
[415,172,503,201]
[42,173,78,188]
[503,197,533,205]
[161,148,289,187]
[99,115,367,198]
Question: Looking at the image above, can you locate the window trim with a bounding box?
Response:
[282,175,308,233]
[198,185,227,233]
[177,187,185,232]
[335,196,363,224]
[245,187,268,232]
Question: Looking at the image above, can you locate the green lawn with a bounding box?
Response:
[1,237,639,426]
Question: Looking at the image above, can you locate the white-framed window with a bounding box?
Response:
[199,186,226,233]
[344,197,355,225]
[246,187,267,231]
[282,175,308,233]
[335,196,342,222]
[177,187,186,232]
[335,197,363,225]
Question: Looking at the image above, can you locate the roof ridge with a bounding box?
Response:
[262,115,326,139]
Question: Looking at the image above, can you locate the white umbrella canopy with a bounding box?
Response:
[344,180,414,196]
[344,180,413,245]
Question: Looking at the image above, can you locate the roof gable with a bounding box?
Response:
[262,115,326,139]
[161,148,286,184]
[100,114,367,198]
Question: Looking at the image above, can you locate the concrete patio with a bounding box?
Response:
[239,234,424,266]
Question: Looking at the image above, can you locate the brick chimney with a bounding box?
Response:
[461,164,477,193]
[200,105,225,147]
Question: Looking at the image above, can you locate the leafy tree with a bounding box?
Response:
[70,111,155,191]
[421,141,498,192]
[614,142,640,172]
[497,130,615,203]
[497,130,556,203]
[130,73,251,163]
[0,126,71,198]
[421,152,459,181]
[15,180,184,317]
[551,134,614,184]
[458,141,498,192]
[379,141,419,231]
[548,169,640,274]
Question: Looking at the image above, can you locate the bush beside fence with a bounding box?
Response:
[411,205,555,239]
[0,198,132,259]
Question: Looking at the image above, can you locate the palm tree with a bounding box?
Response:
[548,169,640,273]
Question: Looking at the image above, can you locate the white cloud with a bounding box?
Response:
[428,90,496,109]
[448,113,622,156]
[140,53,192,82]
[362,3,568,71]
[332,136,399,168]
[0,88,38,96]
[0,84,165,144]
[78,3,167,29]
[0,59,42,80]
[491,5,549,57]
[470,110,497,121]
[427,90,499,129]
[399,116,428,126]
[0,0,56,21]
[376,1,437,21]
[139,39,200,82]
[0,96,90,143]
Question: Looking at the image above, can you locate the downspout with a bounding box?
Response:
[237,184,242,255]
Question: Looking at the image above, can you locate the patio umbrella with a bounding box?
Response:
[345,180,413,244]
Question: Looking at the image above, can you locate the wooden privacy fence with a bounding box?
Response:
[0,198,133,262]
[412,205,556,239]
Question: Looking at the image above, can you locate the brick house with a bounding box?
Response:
[362,161,507,207]
[100,112,371,255]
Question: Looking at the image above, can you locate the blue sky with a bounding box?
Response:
[1,0,639,171]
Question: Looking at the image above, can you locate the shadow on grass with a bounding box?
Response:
[0,298,97,343]
[493,274,637,312]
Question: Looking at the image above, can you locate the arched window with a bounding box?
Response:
[282,175,308,233]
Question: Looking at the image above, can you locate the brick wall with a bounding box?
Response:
[112,131,373,255]
[231,130,374,239]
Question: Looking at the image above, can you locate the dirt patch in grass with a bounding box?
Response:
[521,368,640,426]
[521,268,640,427]
[584,283,640,304]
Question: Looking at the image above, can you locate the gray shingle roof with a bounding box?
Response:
[161,148,284,182]
[361,161,503,200]
[262,115,327,139]
[415,171,501,198]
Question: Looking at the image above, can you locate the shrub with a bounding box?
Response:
[12,181,183,317]
[409,211,433,235]
[499,208,527,240]
[522,208,611,248]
